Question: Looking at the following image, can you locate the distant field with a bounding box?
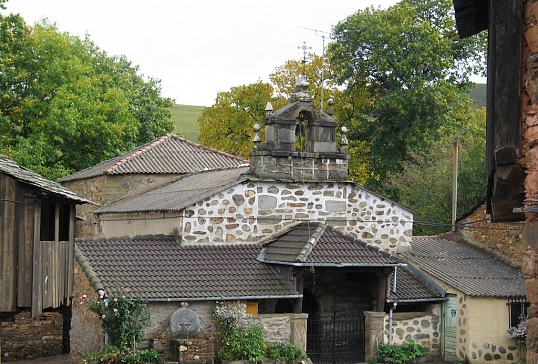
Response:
[169,104,205,142]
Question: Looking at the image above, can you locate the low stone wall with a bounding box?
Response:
[384,308,442,359]
[1,310,64,361]
[171,337,216,363]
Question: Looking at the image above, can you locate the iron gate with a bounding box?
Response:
[306,307,365,364]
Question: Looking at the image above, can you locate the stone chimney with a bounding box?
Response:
[249,75,349,181]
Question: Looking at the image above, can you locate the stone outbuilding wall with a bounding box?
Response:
[0,310,64,361]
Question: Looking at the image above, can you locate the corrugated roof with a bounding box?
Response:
[0,154,93,204]
[94,167,249,213]
[75,235,300,300]
[386,265,445,302]
[406,236,526,298]
[59,134,248,182]
[259,222,403,266]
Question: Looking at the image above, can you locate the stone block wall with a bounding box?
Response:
[0,310,64,361]
[384,307,442,359]
[249,153,348,181]
[183,180,413,253]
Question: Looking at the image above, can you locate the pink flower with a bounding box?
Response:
[82,294,87,299]
[80,301,84,305]
[102,314,106,319]
[113,298,118,302]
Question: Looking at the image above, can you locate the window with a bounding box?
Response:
[509,299,529,326]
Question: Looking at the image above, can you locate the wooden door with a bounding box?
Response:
[443,294,457,362]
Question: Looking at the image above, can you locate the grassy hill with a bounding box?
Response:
[169,104,205,142]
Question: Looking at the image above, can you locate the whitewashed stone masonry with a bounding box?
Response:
[182,180,413,253]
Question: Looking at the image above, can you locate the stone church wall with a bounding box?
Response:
[183,180,413,252]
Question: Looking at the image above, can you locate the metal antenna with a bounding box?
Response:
[297,41,312,73]
[299,26,334,110]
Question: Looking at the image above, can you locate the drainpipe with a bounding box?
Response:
[389,302,398,345]
[104,299,109,347]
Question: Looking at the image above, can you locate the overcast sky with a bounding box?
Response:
[4,0,399,106]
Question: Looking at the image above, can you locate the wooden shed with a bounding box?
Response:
[0,154,92,317]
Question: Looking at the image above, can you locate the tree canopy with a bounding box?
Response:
[0,14,173,180]
[329,0,487,190]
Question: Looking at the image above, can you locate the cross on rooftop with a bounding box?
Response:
[297,41,312,69]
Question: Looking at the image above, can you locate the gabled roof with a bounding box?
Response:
[258,222,404,267]
[0,154,92,204]
[405,236,526,298]
[94,167,249,213]
[59,134,248,182]
[75,235,300,301]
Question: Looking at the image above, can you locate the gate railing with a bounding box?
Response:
[306,307,365,364]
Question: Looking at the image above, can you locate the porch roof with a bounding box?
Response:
[405,236,526,298]
[257,222,404,267]
[75,235,300,301]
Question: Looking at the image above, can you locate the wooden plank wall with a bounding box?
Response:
[0,174,18,312]
[32,239,73,316]
[17,189,35,307]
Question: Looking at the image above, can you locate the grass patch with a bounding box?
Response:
[169,104,205,142]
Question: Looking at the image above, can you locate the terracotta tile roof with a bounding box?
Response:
[94,167,249,213]
[386,265,445,302]
[75,235,299,300]
[258,222,404,266]
[406,236,526,298]
[59,134,248,182]
[0,154,93,204]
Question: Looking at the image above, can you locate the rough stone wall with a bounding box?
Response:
[523,3,538,364]
[62,176,106,238]
[384,307,442,359]
[457,204,527,268]
[183,180,413,253]
[0,310,63,361]
[70,261,105,364]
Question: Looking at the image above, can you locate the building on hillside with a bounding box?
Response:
[65,77,446,364]
[404,236,527,363]
[0,154,92,361]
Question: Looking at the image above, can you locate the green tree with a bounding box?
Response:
[385,106,486,235]
[198,82,287,159]
[329,0,487,190]
[0,15,173,180]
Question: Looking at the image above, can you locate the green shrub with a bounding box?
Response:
[264,341,307,363]
[377,338,427,364]
[83,346,162,364]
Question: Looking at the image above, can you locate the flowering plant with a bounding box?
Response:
[212,301,265,362]
[507,320,527,342]
[81,286,150,350]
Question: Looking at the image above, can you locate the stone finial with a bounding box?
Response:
[340,126,349,156]
[327,98,334,116]
[290,74,312,103]
[265,102,273,116]
[253,123,262,151]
